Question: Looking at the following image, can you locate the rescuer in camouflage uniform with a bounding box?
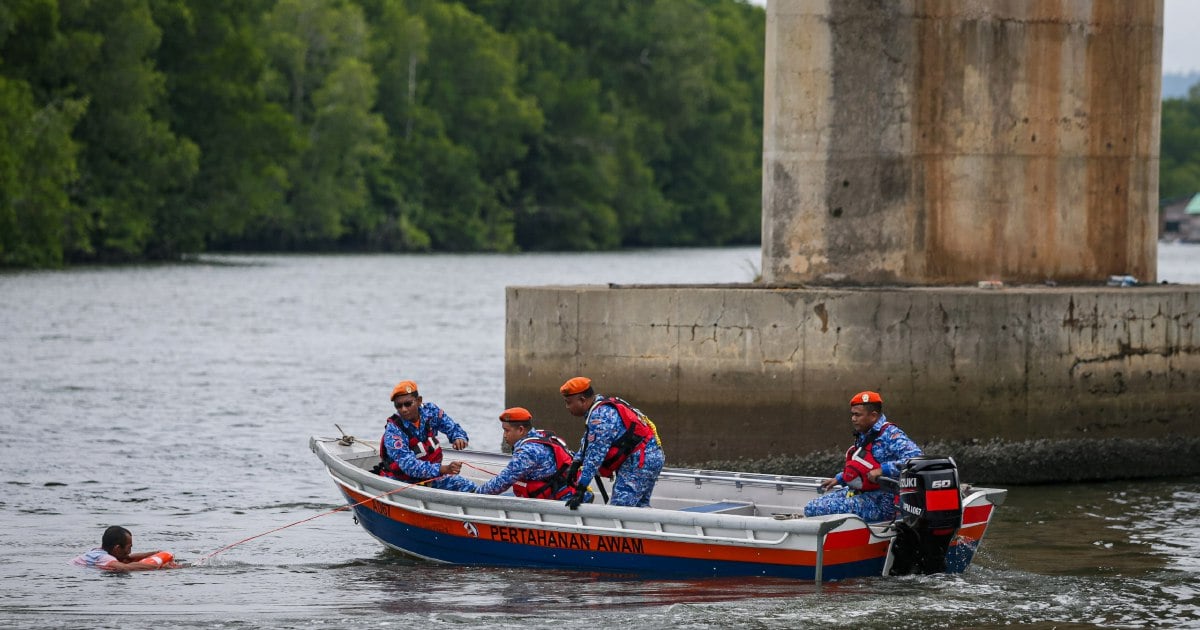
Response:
[804,391,922,522]
[375,380,478,492]
[477,407,590,503]
[560,377,664,508]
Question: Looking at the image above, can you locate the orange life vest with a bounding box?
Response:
[512,430,580,500]
[376,414,443,482]
[592,397,657,478]
[842,422,893,491]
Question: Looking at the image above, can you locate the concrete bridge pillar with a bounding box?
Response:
[504,0,1200,483]
[762,0,1163,285]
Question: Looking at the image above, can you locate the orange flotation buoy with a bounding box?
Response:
[136,551,174,568]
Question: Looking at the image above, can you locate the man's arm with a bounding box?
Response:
[574,406,621,484]
[478,446,535,495]
[430,405,470,449]
[101,556,176,572]
[875,425,923,479]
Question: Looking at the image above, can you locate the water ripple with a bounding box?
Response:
[2,248,1198,629]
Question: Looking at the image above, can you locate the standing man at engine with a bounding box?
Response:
[804,391,923,521]
[373,380,478,492]
[476,406,589,503]
[560,376,664,509]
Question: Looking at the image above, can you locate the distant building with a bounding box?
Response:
[1160,193,1200,242]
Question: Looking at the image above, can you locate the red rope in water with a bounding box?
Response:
[198,461,507,564]
[198,476,440,564]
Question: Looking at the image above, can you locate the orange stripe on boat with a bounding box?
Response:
[820,527,889,564]
[823,540,891,564]
[338,485,894,568]
[823,528,871,549]
[962,504,993,525]
[955,523,988,543]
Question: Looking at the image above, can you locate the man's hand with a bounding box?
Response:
[819,477,839,492]
[451,438,468,450]
[439,461,462,475]
[565,489,586,510]
[867,468,882,482]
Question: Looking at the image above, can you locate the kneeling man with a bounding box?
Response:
[477,407,588,503]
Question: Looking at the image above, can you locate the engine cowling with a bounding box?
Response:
[888,456,962,575]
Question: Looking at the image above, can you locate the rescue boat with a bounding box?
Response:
[309,435,1006,582]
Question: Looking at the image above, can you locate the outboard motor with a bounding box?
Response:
[887,456,962,576]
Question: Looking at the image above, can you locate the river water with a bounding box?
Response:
[2,245,1198,629]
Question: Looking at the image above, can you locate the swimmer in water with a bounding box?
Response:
[71,525,180,571]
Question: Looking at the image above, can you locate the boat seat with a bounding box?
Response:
[679,501,755,516]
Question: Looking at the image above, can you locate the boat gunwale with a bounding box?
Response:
[311,437,859,542]
[310,436,1007,540]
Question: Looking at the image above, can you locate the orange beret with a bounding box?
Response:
[499,407,533,423]
[560,376,592,396]
[391,380,419,400]
[850,391,883,406]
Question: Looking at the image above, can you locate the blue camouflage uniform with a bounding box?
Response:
[382,402,478,492]
[574,395,665,507]
[477,429,590,502]
[803,414,922,522]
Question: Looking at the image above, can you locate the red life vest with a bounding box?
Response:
[375,414,443,482]
[511,430,579,500]
[842,422,893,491]
[592,397,658,478]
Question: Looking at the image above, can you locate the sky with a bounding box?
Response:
[1163,0,1198,74]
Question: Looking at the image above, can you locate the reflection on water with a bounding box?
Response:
[364,566,822,612]
[2,247,1199,629]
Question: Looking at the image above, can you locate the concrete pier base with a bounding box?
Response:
[505,284,1200,482]
[502,1,1184,484]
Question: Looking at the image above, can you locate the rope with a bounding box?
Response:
[462,455,606,499]
[314,424,380,455]
[463,461,503,477]
[196,475,441,564]
[201,425,508,565]
[201,425,507,565]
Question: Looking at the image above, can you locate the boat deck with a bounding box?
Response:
[332,440,831,518]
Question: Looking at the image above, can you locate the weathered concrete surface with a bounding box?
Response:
[506,284,1200,481]
[762,0,1163,285]
[502,1,1178,483]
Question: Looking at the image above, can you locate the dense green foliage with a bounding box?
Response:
[1161,86,1200,201]
[0,0,765,266]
